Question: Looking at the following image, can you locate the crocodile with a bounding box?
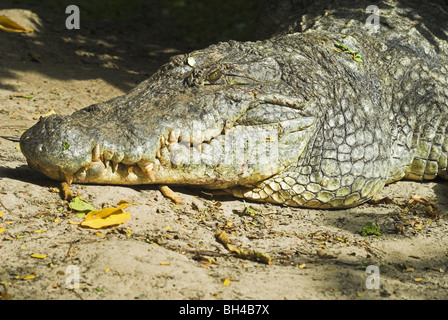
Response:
[20,0,448,209]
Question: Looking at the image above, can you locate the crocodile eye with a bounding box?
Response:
[207,70,222,84]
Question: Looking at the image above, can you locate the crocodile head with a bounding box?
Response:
[20,39,317,189]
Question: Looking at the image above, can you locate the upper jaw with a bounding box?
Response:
[19,102,248,186]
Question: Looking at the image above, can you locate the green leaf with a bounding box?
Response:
[354,53,364,62]
[359,222,382,237]
[69,196,96,214]
[334,42,351,52]
[62,141,70,151]
[334,42,363,62]
[241,200,260,216]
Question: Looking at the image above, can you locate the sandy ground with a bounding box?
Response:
[1,2,448,301]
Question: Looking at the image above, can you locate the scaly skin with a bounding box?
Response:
[20,0,448,208]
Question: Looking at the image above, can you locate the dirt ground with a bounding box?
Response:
[1,2,448,301]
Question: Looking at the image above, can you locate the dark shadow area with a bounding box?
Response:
[255,0,448,53]
[1,164,234,202]
[311,252,448,298]
[1,0,447,93]
[321,178,448,237]
[393,0,448,52]
[0,0,262,94]
[0,0,185,94]
[0,164,57,187]
[432,179,448,210]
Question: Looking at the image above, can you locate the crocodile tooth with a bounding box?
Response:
[160,135,166,149]
[63,172,73,185]
[193,143,202,151]
[111,161,119,173]
[147,171,156,182]
[139,162,156,181]
[85,160,106,175]
[103,150,114,161]
[168,131,178,143]
[102,150,114,169]
[74,167,86,181]
[92,144,101,162]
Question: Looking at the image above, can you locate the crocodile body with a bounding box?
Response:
[20,0,448,208]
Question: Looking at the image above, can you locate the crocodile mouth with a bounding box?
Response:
[21,104,315,189]
[23,123,290,189]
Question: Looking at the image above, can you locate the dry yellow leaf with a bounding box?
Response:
[222,278,230,286]
[160,262,171,266]
[30,254,46,259]
[80,200,131,229]
[0,228,5,234]
[22,275,35,280]
[0,16,33,33]
[414,278,424,282]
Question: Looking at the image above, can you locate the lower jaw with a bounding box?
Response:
[27,158,241,188]
[72,163,243,188]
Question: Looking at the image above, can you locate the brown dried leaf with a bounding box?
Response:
[410,196,437,207]
[214,230,272,264]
